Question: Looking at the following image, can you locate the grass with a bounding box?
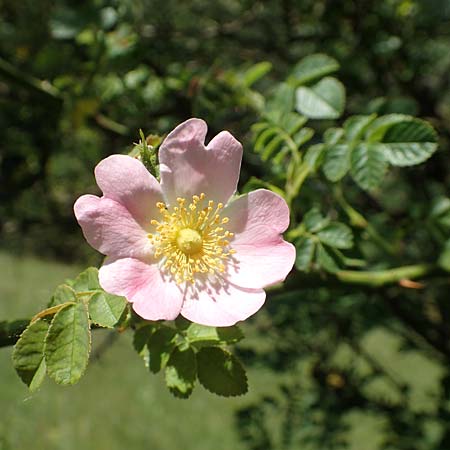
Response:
[0,251,444,450]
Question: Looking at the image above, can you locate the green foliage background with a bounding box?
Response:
[1,0,450,449]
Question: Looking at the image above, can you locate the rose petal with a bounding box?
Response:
[159,118,242,206]
[74,195,153,259]
[225,238,296,289]
[95,154,163,227]
[99,258,184,321]
[222,189,295,289]
[181,279,265,327]
[224,189,291,235]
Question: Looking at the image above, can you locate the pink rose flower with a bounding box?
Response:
[74,119,295,326]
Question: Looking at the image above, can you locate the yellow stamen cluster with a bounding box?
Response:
[148,193,236,284]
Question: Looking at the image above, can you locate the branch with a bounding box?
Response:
[273,264,444,294]
[0,57,62,104]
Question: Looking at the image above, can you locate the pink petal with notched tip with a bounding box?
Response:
[74,195,153,260]
[99,257,184,321]
[159,118,242,206]
[181,279,266,327]
[221,189,296,289]
[95,154,163,227]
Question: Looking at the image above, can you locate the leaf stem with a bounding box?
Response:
[333,185,397,255]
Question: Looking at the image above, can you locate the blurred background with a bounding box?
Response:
[1,0,450,449]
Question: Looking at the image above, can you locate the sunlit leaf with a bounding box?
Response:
[323,144,352,182]
[350,143,388,191]
[45,302,91,385]
[295,77,345,119]
[366,115,437,166]
[88,292,127,328]
[290,54,340,85]
[186,323,244,346]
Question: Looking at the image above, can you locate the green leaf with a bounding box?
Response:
[50,8,88,40]
[88,292,127,328]
[266,83,295,114]
[49,284,77,307]
[317,223,354,249]
[32,302,76,323]
[381,121,437,166]
[366,115,437,166]
[12,319,49,392]
[294,236,316,271]
[133,325,156,368]
[303,208,330,233]
[197,347,248,397]
[295,77,345,119]
[186,323,244,346]
[350,143,388,191]
[243,62,272,87]
[316,244,341,273]
[343,114,377,142]
[323,144,351,182]
[324,127,344,145]
[260,133,285,161]
[165,347,197,398]
[147,327,178,374]
[253,112,307,161]
[438,239,450,272]
[304,144,326,172]
[293,127,314,148]
[254,127,278,153]
[366,114,415,141]
[430,197,450,230]
[290,54,339,85]
[45,302,91,385]
[72,267,101,291]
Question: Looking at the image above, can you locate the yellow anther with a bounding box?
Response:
[147,193,236,285]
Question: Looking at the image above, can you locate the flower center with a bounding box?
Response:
[148,193,235,284]
[176,228,203,255]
